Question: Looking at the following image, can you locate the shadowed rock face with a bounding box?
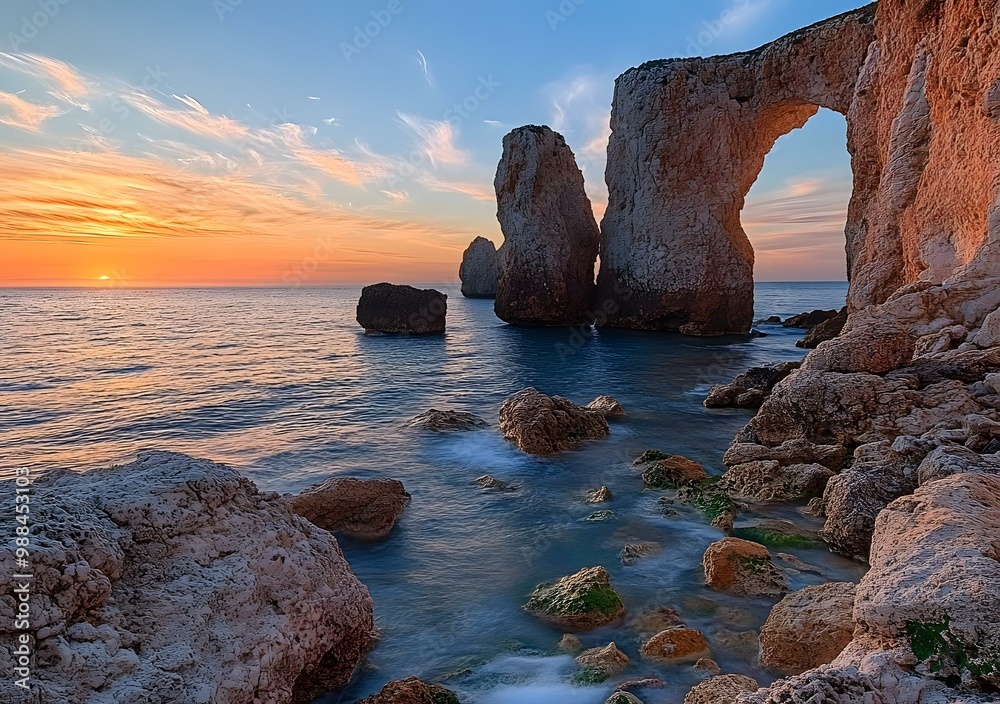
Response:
[597,5,877,335]
[459,236,498,299]
[494,125,600,327]
[357,283,447,334]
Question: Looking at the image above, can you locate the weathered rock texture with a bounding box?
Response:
[524,566,625,630]
[685,674,760,704]
[494,125,600,326]
[498,387,609,455]
[354,677,461,704]
[357,283,447,334]
[0,451,374,704]
[705,362,800,409]
[597,6,877,335]
[702,537,787,598]
[458,236,498,299]
[759,582,857,676]
[402,409,489,432]
[287,477,411,540]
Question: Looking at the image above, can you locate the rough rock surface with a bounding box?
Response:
[685,675,760,704]
[797,308,848,349]
[759,582,857,675]
[498,387,609,455]
[494,125,600,326]
[402,409,489,432]
[458,236,498,299]
[288,477,411,540]
[641,628,711,663]
[641,455,708,488]
[576,642,630,681]
[354,677,461,704]
[586,395,626,418]
[584,486,613,503]
[0,451,374,704]
[702,538,787,598]
[721,460,832,502]
[597,6,876,334]
[356,283,447,334]
[524,567,625,630]
[705,363,800,409]
[783,310,842,329]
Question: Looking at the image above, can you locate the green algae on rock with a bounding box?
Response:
[524,566,625,630]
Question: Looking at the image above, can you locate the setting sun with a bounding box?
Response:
[98,275,110,280]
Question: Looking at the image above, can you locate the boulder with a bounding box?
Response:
[694,658,723,677]
[402,409,488,432]
[797,307,848,349]
[783,310,841,329]
[641,627,711,663]
[916,444,1000,486]
[705,363,800,409]
[357,283,447,334]
[721,461,833,502]
[494,125,600,326]
[498,387,609,455]
[722,439,847,471]
[801,319,914,374]
[586,395,626,418]
[575,642,629,682]
[524,566,625,630]
[288,477,411,540]
[605,693,644,704]
[702,538,787,598]
[458,236,498,299]
[759,582,857,675]
[641,455,708,488]
[0,451,374,704]
[628,606,685,637]
[558,634,582,653]
[354,677,461,704]
[684,674,759,704]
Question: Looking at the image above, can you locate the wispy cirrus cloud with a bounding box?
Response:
[122,90,252,141]
[397,111,467,167]
[0,91,61,132]
[0,52,89,97]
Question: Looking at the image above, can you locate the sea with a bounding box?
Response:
[0,282,865,703]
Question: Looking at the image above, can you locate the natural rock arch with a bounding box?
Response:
[597,4,877,335]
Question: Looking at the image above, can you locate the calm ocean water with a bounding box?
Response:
[0,282,863,703]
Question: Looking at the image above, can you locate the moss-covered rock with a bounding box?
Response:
[524,566,625,630]
[641,455,708,489]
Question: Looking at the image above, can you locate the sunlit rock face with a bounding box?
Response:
[494,125,600,327]
[597,5,877,335]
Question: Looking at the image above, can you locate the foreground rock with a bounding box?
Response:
[576,642,629,682]
[288,477,411,540]
[597,7,875,334]
[494,125,600,326]
[702,538,786,598]
[498,387,609,455]
[586,395,625,418]
[759,583,856,675]
[685,675,759,704]
[0,451,374,704]
[458,236,498,299]
[403,409,488,432]
[524,566,625,630]
[357,283,447,334]
[641,455,708,488]
[354,677,461,704]
[705,362,800,409]
[641,627,710,663]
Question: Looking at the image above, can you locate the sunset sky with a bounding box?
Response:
[0,0,864,287]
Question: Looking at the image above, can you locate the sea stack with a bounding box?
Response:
[459,236,498,298]
[493,125,600,327]
[356,283,447,334]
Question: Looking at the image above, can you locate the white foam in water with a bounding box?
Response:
[466,655,611,704]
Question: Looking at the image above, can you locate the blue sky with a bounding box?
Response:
[0,0,865,284]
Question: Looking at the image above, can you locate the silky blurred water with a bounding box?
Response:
[0,282,863,704]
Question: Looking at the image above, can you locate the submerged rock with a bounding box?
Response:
[584,486,613,503]
[702,537,787,598]
[494,125,600,326]
[498,387,609,455]
[705,362,800,409]
[694,658,723,677]
[354,677,461,704]
[759,582,857,676]
[458,236,498,299]
[641,455,708,488]
[475,475,517,492]
[403,409,489,432]
[641,627,711,663]
[524,566,625,630]
[288,476,411,540]
[0,451,374,704]
[586,395,626,418]
[357,283,447,334]
[685,674,759,704]
[620,542,660,566]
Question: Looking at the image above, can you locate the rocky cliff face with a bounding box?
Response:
[0,452,374,704]
[597,6,877,335]
[494,126,600,327]
[459,236,498,299]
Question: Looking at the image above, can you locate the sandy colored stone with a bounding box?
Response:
[641,455,708,489]
[694,657,722,677]
[458,236,497,299]
[0,451,374,704]
[494,125,600,326]
[524,566,625,630]
[721,461,833,502]
[576,642,630,681]
[685,674,759,704]
[760,582,857,676]
[586,395,625,418]
[558,634,582,653]
[702,537,786,598]
[498,387,609,455]
[354,677,461,704]
[288,476,411,540]
[641,627,710,663]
